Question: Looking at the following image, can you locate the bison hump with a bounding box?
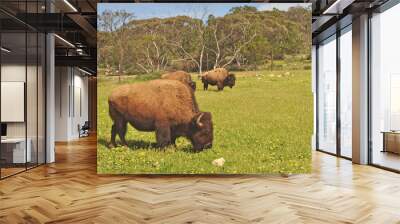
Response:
[109,80,198,124]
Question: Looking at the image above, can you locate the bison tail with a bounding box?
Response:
[108,100,119,122]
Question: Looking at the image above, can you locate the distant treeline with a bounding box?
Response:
[98,6,311,75]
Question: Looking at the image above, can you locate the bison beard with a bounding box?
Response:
[108,79,213,151]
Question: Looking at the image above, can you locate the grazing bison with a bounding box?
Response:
[108,79,213,151]
[201,68,236,91]
[161,71,196,91]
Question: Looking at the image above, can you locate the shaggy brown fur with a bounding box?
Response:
[108,79,213,151]
[201,68,236,91]
[161,71,196,91]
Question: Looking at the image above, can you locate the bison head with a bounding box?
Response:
[190,112,213,151]
[224,74,236,88]
[200,75,207,83]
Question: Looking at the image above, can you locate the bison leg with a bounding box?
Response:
[117,120,128,146]
[217,83,224,91]
[155,122,171,148]
[171,136,177,146]
[110,124,117,147]
[203,82,208,91]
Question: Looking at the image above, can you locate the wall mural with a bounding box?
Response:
[97,3,312,174]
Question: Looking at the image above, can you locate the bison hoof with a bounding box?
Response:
[108,143,117,148]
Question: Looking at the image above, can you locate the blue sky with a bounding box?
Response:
[98,3,310,20]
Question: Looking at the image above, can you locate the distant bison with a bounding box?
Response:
[201,68,236,91]
[108,79,213,151]
[161,71,196,91]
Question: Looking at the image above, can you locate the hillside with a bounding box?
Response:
[98,6,311,75]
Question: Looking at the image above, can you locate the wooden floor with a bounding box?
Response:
[1,136,400,223]
[1,167,26,178]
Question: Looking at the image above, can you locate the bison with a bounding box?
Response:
[161,71,196,91]
[201,68,236,91]
[108,79,213,151]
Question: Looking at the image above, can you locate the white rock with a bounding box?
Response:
[212,157,225,167]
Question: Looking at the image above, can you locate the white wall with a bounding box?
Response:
[55,67,69,141]
[54,67,89,141]
[312,45,317,150]
[1,65,26,139]
[72,72,89,138]
[1,64,25,81]
[1,65,33,137]
[1,63,46,164]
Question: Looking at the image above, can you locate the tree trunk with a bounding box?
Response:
[254,54,257,71]
[270,50,274,71]
[118,63,122,83]
[206,53,209,71]
[236,59,241,68]
[199,45,204,75]
[137,63,150,74]
[213,57,219,69]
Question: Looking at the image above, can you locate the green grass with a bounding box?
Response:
[97,69,313,174]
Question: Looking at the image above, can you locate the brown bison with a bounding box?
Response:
[201,68,236,91]
[161,71,196,91]
[108,79,213,151]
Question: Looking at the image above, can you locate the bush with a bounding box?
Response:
[227,64,247,71]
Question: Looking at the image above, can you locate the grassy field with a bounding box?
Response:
[97,69,313,174]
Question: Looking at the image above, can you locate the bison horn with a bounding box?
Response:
[196,113,204,127]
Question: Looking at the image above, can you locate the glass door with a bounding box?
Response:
[370,3,400,171]
[1,31,28,178]
[0,1,47,179]
[339,25,352,158]
[317,35,337,154]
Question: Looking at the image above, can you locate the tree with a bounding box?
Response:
[229,6,258,14]
[164,9,209,76]
[97,6,312,74]
[206,12,257,69]
[131,18,171,73]
[98,10,134,80]
[165,17,204,74]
